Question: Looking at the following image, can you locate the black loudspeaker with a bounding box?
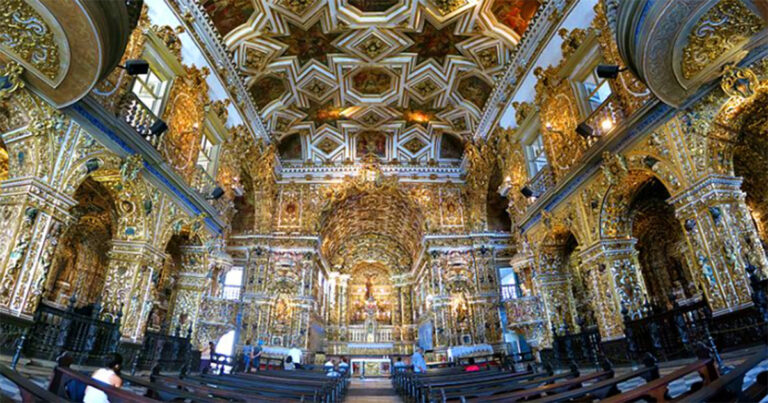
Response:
[520,186,534,198]
[150,119,168,136]
[210,186,225,200]
[124,59,150,76]
[596,64,621,79]
[576,122,594,138]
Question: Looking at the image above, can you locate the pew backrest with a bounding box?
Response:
[601,359,718,403]
[0,363,66,403]
[48,366,157,403]
[670,349,768,403]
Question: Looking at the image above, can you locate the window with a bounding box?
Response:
[131,68,169,115]
[524,134,548,176]
[580,65,612,113]
[499,268,520,300]
[222,267,243,300]
[197,130,216,174]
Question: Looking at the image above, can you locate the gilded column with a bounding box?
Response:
[101,240,166,340]
[169,245,208,344]
[670,175,762,311]
[0,180,75,316]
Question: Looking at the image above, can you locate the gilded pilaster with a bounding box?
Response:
[670,175,764,311]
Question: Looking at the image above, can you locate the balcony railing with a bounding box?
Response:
[583,94,625,141]
[525,165,554,197]
[500,284,522,301]
[118,92,165,150]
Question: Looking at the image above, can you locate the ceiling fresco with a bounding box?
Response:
[201,0,541,170]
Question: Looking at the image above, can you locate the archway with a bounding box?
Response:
[487,166,511,232]
[630,178,692,308]
[46,178,117,308]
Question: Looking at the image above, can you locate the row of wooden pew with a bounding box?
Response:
[393,348,768,402]
[1,354,349,402]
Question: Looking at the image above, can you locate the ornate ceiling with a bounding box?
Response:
[201,0,541,172]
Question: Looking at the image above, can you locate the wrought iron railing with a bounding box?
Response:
[132,326,193,373]
[118,92,165,150]
[583,94,625,142]
[24,297,121,365]
[525,165,554,197]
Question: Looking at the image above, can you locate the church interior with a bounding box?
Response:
[0,0,768,401]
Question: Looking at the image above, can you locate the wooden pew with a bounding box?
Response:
[185,373,328,401]
[229,371,349,400]
[0,363,66,403]
[600,359,719,402]
[440,366,580,402]
[470,369,615,402]
[421,370,537,402]
[48,365,158,403]
[527,360,661,402]
[151,375,288,402]
[400,366,506,399]
[121,373,226,402]
[677,347,768,403]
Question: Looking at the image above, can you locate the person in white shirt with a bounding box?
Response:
[288,346,302,369]
[83,354,123,403]
[284,355,296,371]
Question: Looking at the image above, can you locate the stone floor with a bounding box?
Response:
[344,378,403,403]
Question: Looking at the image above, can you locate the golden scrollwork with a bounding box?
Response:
[0,61,24,99]
[0,0,60,81]
[681,0,764,80]
[721,63,760,99]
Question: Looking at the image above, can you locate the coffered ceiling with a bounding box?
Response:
[201,0,541,171]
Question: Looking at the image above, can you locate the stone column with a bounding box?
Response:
[0,179,75,317]
[670,175,764,312]
[101,240,166,340]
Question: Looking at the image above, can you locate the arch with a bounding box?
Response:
[599,153,685,239]
[45,178,118,307]
[486,163,511,232]
[319,175,425,273]
[630,178,693,308]
[704,82,768,240]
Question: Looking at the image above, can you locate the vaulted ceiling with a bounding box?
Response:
[201,0,541,168]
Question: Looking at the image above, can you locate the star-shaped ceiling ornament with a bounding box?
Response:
[299,100,345,128]
[405,20,469,66]
[278,21,341,67]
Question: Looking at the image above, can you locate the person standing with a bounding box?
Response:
[83,354,123,403]
[242,340,253,373]
[253,340,263,371]
[200,341,215,373]
[411,347,427,373]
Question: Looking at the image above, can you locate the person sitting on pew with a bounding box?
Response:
[411,347,427,373]
[284,355,296,371]
[324,358,335,371]
[464,357,480,372]
[339,357,349,374]
[200,341,215,373]
[83,353,123,403]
